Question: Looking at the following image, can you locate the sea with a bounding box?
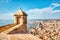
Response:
[0,19,40,29]
[0,20,14,26]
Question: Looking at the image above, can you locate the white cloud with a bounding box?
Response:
[0,3,60,20]
[51,3,60,7]
[27,7,52,14]
[51,3,60,9]
[26,3,60,19]
[52,10,60,13]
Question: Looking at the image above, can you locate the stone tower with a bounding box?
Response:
[11,8,28,33]
[14,8,27,24]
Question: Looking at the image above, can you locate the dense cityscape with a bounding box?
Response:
[29,20,60,40]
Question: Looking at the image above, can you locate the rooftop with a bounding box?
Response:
[14,8,27,16]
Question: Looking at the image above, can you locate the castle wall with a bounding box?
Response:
[14,16,17,24]
[8,24,27,34]
[13,9,27,34]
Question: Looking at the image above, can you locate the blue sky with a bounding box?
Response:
[0,0,60,20]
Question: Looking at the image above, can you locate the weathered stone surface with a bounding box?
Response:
[0,33,10,40]
[0,33,41,40]
[10,34,41,40]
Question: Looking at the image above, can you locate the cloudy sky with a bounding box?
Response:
[0,0,60,20]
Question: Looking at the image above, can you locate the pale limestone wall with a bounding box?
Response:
[19,16,24,24]
[18,16,27,24]
[14,16,27,24]
[0,33,41,40]
[10,34,41,40]
[23,16,27,24]
[0,33,10,40]
[9,24,27,34]
[14,16,17,24]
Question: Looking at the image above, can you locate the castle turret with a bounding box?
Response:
[14,8,27,24]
